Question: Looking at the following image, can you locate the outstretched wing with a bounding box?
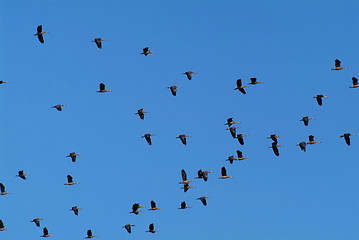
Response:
[67,175,73,183]
[181,169,187,181]
[335,59,341,68]
[99,83,105,91]
[353,77,358,85]
[221,167,227,176]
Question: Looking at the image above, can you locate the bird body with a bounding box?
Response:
[0,81,8,84]
[123,224,135,233]
[307,135,320,144]
[141,47,155,56]
[196,169,212,182]
[300,116,314,126]
[34,25,48,43]
[331,59,347,70]
[350,77,359,88]
[234,79,247,94]
[219,166,232,179]
[93,38,106,49]
[146,223,158,233]
[31,218,43,227]
[340,133,355,146]
[70,206,82,216]
[0,183,10,195]
[314,95,327,106]
[52,104,65,111]
[130,203,144,215]
[16,170,29,180]
[183,71,197,80]
[97,83,112,93]
[197,196,209,206]
[297,141,307,152]
[41,227,53,237]
[64,175,79,185]
[168,85,180,96]
[225,118,239,127]
[67,152,81,162]
[179,201,191,209]
[177,134,190,145]
[149,200,160,210]
[249,77,263,85]
[142,133,154,145]
[86,229,98,238]
[136,108,148,120]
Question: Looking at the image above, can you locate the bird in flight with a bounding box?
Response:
[93,38,106,49]
[34,25,48,43]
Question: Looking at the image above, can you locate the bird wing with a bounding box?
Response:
[203,171,208,181]
[181,201,186,208]
[149,223,154,231]
[181,169,187,181]
[19,170,24,175]
[99,83,105,91]
[197,170,203,178]
[67,175,73,183]
[125,224,131,233]
[229,127,236,138]
[143,47,149,52]
[95,38,102,49]
[201,198,207,206]
[335,59,341,68]
[0,220,4,229]
[239,88,246,94]
[237,135,244,145]
[34,218,40,227]
[37,25,42,33]
[316,96,323,106]
[170,86,177,96]
[344,134,351,145]
[303,117,309,126]
[43,227,49,235]
[236,150,243,158]
[87,230,92,237]
[151,200,156,208]
[132,203,139,211]
[0,183,5,192]
[353,77,358,85]
[38,34,44,43]
[309,135,314,142]
[250,77,256,83]
[236,79,242,87]
[221,167,227,176]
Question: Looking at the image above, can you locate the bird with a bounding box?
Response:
[168,85,181,96]
[85,229,98,238]
[146,223,158,233]
[227,126,241,138]
[340,133,355,146]
[269,142,282,156]
[92,38,106,49]
[179,169,193,184]
[183,71,197,80]
[234,79,247,94]
[142,133,155,145]
[52,104,65,111]
[148,200,160,210]
[141,47,155,56]
[225,118,239,127]
[219,166,232,179]
[31,218,43,227]
[41,227,53,237]
[235,134,247,145]
[350,77,359,88]
[0,220,8,231]
[300,116,314,126]
[297,141,307,152]
[268,134,280,143]
[196,170,213,182]
[67,152,81,162]
[64,175,79,185]
[307,135,320,144]
[179,201,191,209]
[135,108,148,120]
[97,83,112,93]
[176,134,191,145]
[0,81,8,84]
[0,183,10,195]
[331,59,347,70]
[181,183,195,193]
[226,155,239,164]
[236,150,248,160]
[197,196,210,206]
[16,170,29,180]
[314,95,327,106]
[70,206,82,216]
[34,25,48,43]
[130,203,144,215]
[123,224,135,233]
[248,77,263,85]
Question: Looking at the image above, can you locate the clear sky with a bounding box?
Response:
[1,0,359,239]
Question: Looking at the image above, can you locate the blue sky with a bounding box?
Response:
[1,0,359,239]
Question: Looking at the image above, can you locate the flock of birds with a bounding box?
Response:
[0,24,357,238]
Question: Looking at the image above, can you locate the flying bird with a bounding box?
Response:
[34,25,48,43]
[227,126,240,138]
[168,85,181,96]
[85,229,98,238]
[331,59,347,70]
[181,183,195,193]
[340,133,355,146]
[300,116,314,126]
[70,206,82,216]
[236,150,248,160]
[52,104,65,111]
[0,183,10,195]
[249,77,263,85]
[235,134,247,145]
[269,142,282,156]
[314,95,327,106]
[64,175,79,185]
[97,83,112,93]
[142,133,155,145]
[268,134,280,143]
[183,71,197,80]
[16,170,29,180]
[148,200,160,210]
[197,196,210,206]
[146,223,158,233]
[130,203,144,215]
[176,134,190,145]
[31,218,43,227]
[234,79,247,94]
[136,108,148,120]
[179,201,191,209]
[67,152,81,162]
[219,166,232,179]
[196,170,212,182]
[141,47,155,56]
[0,81,8,84]
[92,38,106,49]
[179,169,193,184]
[225,118,239,127]
[41,227,53,237]
[0,220,8,231]
[297,141,307,152]
[307,135,320,144]
[123,224,135,234]
[350,77,359,88]
[226,155,239,164]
